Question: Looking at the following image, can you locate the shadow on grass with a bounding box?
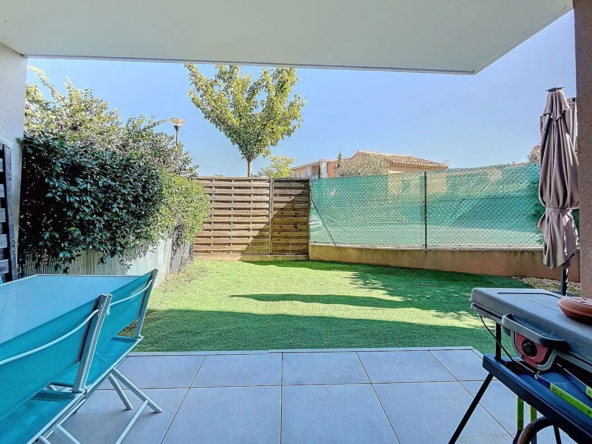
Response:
[230,293,408,310]
[228,293,476,318]
[245,260,529,299]
[229,261,527,317]
[137,309,499,354]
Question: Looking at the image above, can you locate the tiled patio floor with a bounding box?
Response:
[52,347,574,444]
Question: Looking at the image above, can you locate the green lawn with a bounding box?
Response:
[137,260,529,353]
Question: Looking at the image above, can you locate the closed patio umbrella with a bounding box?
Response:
[538,87,579,295]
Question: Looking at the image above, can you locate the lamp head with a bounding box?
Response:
[170,117,185,131]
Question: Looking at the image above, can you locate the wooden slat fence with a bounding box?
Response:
[194,177,310,259]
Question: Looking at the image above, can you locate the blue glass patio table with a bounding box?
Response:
[0,275,139,347]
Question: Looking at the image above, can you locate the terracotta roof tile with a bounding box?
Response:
[355,151,448,169]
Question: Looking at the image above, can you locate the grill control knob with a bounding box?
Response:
[522,339,538,357]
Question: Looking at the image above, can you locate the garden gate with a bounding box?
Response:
[194,177,310,260]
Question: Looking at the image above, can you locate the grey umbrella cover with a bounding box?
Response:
[538,90,579,269]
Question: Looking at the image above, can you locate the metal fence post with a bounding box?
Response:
[423,171,428,249]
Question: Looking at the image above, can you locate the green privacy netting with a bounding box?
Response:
[310,163,542,249]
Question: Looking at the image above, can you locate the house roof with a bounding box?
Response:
[1,0,571,74]
[353,151,448,170]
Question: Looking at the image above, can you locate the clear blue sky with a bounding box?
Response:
[29,12,576,177]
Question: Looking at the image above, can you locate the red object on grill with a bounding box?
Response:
[558,297,592,324]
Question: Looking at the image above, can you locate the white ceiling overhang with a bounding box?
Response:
[0,0,572,74]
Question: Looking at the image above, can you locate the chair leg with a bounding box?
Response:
[448,373,494,443]
[115,400,149,444]
[109,374,134,410]
[38,436,52,444]
[53,426,82,444]
[111,368,163,413]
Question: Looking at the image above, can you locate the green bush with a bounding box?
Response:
[19,133,165,270]
[149,173,210,248]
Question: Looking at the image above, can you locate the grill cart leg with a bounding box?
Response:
[448,373,494,444]
[515,397,525,444]
[553,426,563,444]
[495,323,502,359]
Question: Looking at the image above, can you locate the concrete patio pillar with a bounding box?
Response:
[574,0,592,296]
[0,43,26,251]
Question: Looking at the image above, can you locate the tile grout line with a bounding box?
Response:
[356,352,402,444]
[457,380,516,438]
[159,357,207,444]
[129,346,475,357]
[427,350,459,382]
[429,351,512,438]
[470,347,484,359]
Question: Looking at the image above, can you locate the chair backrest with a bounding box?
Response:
[0,293,111,421]
[98,269,158,344]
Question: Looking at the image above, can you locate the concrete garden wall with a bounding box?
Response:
[310,244,581,282]
[21,239,174,286]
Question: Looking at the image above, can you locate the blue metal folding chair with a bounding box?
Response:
[0,293,111,444]
[51,269,161,444]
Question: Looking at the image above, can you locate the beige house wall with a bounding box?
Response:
[310,244,581,282]
[292,166,309,178]
[292,160,338,178]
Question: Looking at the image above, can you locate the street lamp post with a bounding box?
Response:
[169,117,186,146]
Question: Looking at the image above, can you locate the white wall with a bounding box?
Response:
[0,43,27,248]
[125,239,172,286]
[21,239,174,286]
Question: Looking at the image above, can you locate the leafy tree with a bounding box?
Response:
[120,116,197,177]
[337,151,343,169]
[257,154,295,178]
[335,153,390,177]
[25,68,197,176]
[318,160,323,178]
[185,64,305,176]
[527,144,541,164]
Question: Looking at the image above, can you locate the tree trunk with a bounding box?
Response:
[247,159,252,177]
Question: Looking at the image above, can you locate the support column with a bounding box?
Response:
[574,0,592,296]
[0,43,27,254]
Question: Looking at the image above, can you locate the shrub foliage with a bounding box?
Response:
[150,173,210,248]
[26,68,197,177]
[20,71,212,272]
[20,134,165,269]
